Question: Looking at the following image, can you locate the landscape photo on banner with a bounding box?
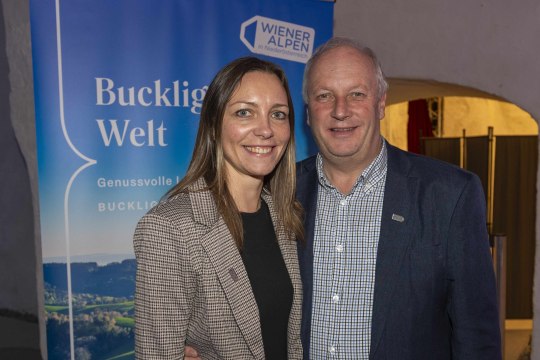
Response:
[29,0,333,358]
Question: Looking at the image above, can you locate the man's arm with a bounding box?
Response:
[447,174,502,359]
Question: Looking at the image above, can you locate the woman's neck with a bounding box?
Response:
[227,176,264,213]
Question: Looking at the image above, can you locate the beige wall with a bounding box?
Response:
[443,98,538,137]
[380,102,409,150]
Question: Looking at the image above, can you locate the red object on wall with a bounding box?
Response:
[407,99,434,153]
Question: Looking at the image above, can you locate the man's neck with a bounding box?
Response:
[321,139,383,195]
[322,160,363,195]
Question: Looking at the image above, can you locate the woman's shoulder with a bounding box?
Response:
[141,191,195,226]
[147,179,208,217]
[147,185,218,225]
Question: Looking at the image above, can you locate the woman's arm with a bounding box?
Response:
[134,212,196,359]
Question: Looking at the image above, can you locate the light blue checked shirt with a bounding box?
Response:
[310,140,388,359]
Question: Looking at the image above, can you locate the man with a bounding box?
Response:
[185,37,501,359]
[296,37,501,359]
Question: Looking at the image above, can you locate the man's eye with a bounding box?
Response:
[316,93,332,101]
[350,92,366,99]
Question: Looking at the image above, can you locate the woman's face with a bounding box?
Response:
[221,71,291,186]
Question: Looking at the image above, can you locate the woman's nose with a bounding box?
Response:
[254,118,274,139]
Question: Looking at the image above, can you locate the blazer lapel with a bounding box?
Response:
[295,156,318,358]
[370,145,419,357]
[262,191,300,294]
[189,182,265,359]
[262,192,303,355]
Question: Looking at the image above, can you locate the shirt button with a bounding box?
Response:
[332,294,340,303]
[339,199,347,206]
[335,244,343,252]
[329,345,336,355]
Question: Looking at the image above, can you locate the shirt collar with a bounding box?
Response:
[316,137,388,193]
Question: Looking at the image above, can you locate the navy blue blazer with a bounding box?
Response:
[296,143,501,359]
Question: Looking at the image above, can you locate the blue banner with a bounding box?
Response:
[30,0,333,358]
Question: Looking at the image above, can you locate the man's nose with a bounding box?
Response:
[331,97,352,120]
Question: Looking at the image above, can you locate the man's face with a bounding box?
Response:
[305,46,386,166]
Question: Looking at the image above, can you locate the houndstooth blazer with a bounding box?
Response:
[134,178,303,359]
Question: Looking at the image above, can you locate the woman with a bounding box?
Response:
[134,57,303,359]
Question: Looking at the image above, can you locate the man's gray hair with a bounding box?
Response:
[302,37,388,103]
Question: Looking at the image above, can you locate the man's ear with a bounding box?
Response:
[306,106,311,126]
[378,93,387,120]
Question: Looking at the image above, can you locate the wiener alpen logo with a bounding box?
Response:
[240,16,315,63]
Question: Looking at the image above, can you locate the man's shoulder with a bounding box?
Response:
[296,155,318,177]
[388,144,478,186]
[295,155,318,198]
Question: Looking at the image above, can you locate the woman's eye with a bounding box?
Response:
[272,111,288,120]
[235,109,251,117]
